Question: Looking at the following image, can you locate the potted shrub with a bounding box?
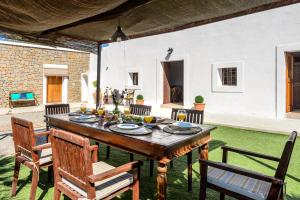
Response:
[136,94,144,105]
[194,95,205,111]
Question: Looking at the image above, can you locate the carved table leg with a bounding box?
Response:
[199,143,208,160]
[157,162,168,200]
[199,143,209,200]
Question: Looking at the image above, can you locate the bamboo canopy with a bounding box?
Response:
[0,0,299,53]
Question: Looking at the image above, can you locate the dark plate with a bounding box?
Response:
[69,117,99,123]
[109,125,152,135]
[163,125,202,135]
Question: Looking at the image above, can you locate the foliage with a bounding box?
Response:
[136,94,144,100]
[92,80,97,88]
[110,89,125,106]
[195,95,204,103]
[1,127,299,200]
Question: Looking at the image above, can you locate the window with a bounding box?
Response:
[221,67,237,86]
[129,72,138,86]
[212,61,244,93]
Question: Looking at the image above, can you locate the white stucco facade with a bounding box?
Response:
[89,4,300,119]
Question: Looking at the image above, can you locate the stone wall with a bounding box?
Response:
[0,43,90,107]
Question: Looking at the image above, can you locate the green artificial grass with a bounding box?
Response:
[0,126,299,200]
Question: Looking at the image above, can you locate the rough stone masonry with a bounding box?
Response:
[0,43,90,107]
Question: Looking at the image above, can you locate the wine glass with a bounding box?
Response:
[80,104,87,114]
[144,111,153,124]
[177,110,187,122]
[97,105,105,116]
[124,106,131,116]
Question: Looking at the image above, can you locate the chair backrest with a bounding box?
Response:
[275,131,297,180]
[130,104,152,115]
[50,129,95,198]
[171,108,204,124]
[11,117,37,161]
[45,104,70,115]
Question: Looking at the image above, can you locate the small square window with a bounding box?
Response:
[221,68,237,86]
[129,72,138,86]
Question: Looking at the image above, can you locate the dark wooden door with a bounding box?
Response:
[163,62,170,104]
[47,76,62,103]
[293,59,300,109]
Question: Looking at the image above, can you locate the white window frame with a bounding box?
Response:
[212,61,244,93]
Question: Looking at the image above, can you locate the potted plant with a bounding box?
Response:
[136,94,144,105]
[194,95,205,111]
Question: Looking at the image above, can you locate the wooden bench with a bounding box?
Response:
[9,91,37,108]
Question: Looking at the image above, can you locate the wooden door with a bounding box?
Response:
[286,53,293,112]
[47,76,62,103]
[163,62,171,104]
[293,57,300,109]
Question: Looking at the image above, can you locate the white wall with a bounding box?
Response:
[90,4,300,118]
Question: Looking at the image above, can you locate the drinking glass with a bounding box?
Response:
[97,105,105,116]
[144,111,153,124]
[177,110,187,122]
[80,104,87,114]
[124,106,130,115]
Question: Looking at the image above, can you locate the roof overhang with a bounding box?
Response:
[0,0,299,53]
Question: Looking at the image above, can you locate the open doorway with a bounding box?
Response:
[162,60,184,106]
[286,52,300,114]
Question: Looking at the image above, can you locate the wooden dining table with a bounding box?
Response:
[47,114,216,200]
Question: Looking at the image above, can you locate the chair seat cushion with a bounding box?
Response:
[207,167,271,200]
[20,147,52,165]
[62,161,133,199]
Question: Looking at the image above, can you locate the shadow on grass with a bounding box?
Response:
[244,155,300,183]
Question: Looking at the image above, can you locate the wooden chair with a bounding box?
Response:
[148,108,204,184]
[128,104,152,162]
[199,131,297,200]
[45,104,70,130]
[50,128,142,200]
[170,108,204,191]
[130,104,151,116]
[11,117,52,200]
[124,89,135,106]
[105,104,152,160]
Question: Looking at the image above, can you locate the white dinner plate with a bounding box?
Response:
[117,124,139,130]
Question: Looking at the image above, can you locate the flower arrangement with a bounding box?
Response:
[110,88,125,113]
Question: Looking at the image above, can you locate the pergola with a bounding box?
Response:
[0,0,299,106]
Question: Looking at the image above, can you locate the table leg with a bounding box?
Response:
[157,162,167,200]
[199,143,208,160]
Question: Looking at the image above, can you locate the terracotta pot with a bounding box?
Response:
[136,99,144,105]
[194,103,205,111]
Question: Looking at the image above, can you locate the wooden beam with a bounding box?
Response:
[40,0,152,36]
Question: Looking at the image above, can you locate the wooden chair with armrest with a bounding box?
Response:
[199,131,297,200]
[11,117,52,200]
[50,128,143,200]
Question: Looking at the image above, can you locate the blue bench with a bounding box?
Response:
[9,91,37,108]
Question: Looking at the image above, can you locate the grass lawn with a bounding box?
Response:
[0,126,299,200]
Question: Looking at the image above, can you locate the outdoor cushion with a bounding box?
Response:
[207,166,271,200]
[21,148,52,165]
[62,161,133,199]
[20,93,27,99]
[11,93,20,101]
[26,92,34,100]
